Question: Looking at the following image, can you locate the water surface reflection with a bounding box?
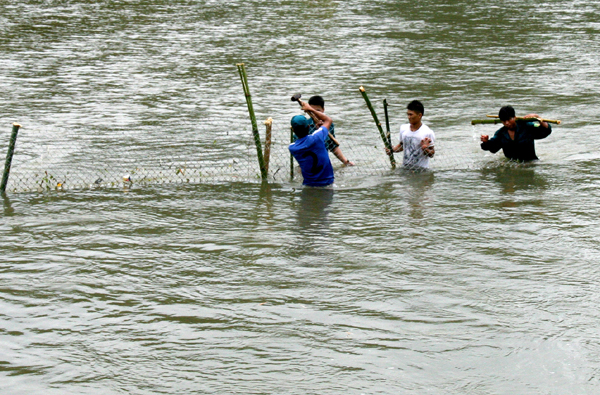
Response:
[2,194,14,216]
[296,187,334,231]
[481,165,548,195]
[402,171,435,221]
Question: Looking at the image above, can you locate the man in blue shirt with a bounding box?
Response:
[480,105,552,161]
[289,100,334,187]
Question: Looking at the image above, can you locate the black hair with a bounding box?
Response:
[293,126,309,139]
[308,95,325,108]
[407,100,424,115]
[498,105,516,121]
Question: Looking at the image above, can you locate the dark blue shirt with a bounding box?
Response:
[289,126,334,186]
[481,121,552,161]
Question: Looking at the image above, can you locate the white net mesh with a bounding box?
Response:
[1,120,492,194]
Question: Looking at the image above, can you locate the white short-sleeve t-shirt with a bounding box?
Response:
[398,123,435,169]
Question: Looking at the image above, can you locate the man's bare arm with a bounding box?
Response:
[300,101,332,130]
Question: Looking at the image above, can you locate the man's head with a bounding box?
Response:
[291,115,310,138]
[308,95,325,112]
[499,105,517,130]
[407,100,424,115]
[406,100,424,125]
[498,105,516,121]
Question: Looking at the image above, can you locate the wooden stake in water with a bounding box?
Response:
[236,63,268,180]
[359,87,396,169]
[263,117,273,173]
[1,123,21,194]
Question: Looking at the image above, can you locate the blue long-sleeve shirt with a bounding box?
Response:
[289,126,334,187]
[481,121,552,161]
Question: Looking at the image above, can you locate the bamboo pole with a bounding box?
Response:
[472,117,561,125]
[383,99,392,147]
[359,87,396,169]
[263,117,272,173]
[236,63,268,180]
[1,123,21,194]
[471,119,504,125]
[485,114,561,125]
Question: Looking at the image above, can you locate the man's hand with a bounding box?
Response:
[300,101,313,113]
[385,143,402,156]
[421,137,432,149]
[421,137,434,157]
[523,113,548,128]
[480,135,489,142]
[300,100,332,130]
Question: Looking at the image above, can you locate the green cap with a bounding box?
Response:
[291,115,309,129]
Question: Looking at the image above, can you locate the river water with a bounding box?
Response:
[1,1,600,394]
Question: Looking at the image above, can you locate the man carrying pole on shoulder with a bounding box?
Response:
[480,105,552,162]
[289,100,335,187]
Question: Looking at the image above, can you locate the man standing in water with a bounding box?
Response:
[305,95,354,166]
[480,105,552,161]
[386,100,435,170]
[289,100,335,187]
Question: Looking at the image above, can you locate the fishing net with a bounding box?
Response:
[1,118,488,194]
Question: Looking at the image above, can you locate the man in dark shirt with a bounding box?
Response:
[480,105,552,161]
[292,95,354,166]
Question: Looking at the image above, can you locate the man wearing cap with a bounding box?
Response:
[480,105,552,161]
[289,101,334,187]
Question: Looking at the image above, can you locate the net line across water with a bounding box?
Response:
[1,119,490,194]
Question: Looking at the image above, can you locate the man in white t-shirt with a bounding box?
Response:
[385,100,435,169]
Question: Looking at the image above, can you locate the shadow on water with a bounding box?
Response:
[2,193,14,216]
[254,181,335,230]
[296,187,335,231]
[480,164,548,195]
[257,181,275,220]
[400,170,435,221]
